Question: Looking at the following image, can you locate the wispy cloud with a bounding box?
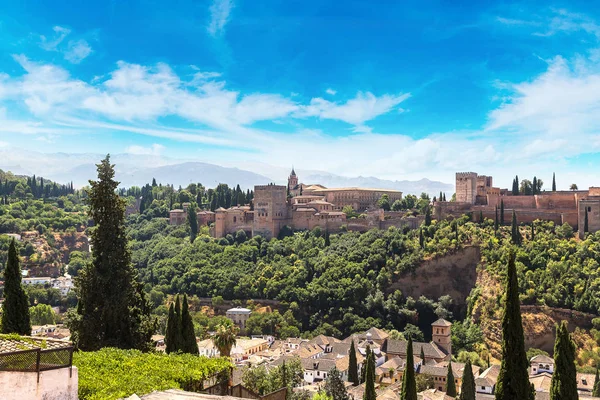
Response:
[39,26,71,51]
[39,26,93,63]
[126,143,165,155]
[207,0,234,37]
[326,88,337,95]
[64,39,92,63]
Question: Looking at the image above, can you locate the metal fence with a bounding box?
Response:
[0,346,73,381]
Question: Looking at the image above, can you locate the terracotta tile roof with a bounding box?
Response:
[431,319,452,327]
[418,389,454,400]
[530,354,554,364]
[365,327,389,340]
[383,339,447,359]
[0,336,71,353]
[475,364,500,387]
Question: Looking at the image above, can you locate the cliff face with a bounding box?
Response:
[389,246,480,310]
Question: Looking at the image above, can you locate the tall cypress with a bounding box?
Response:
[479,210,484,224]
[400,337,417,400]
[1,239,31,335]
[500,200,505,225]
[532,177,538,195]
[593,367,600,397]
[363,345,376,400]
[425,207,432,226]
[550,321,577,400]
[419,229,424,249]
[552,173,556,191]
[511,211,522,245]
[531,223,535,241]
[494,206,499,232]
[188,202,198,243]
[165,302,177,354]
[174,295,183,351]
[181,294,199,355]
[512,176,519,196]
[495,252,534,400]
[348,340,359,386]
[420,346,425,362]
[459,360,476,400]
[69,155,154,351]
[446,361,457,397]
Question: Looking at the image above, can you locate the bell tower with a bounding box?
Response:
[431,319,452,355]
[288,167,298,192]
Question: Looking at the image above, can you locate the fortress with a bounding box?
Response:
[170,169,417,239]
[435,172,600,238]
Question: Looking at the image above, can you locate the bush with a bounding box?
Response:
[74,348,232,400]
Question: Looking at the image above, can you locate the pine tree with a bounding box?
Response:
[188,202,198,243]
[495,252,534,400]
[500,200,505,225]
[348,340,359,386]
[593,367,600,397]
[459,360,476,400]
[1,239,31,335]
[363,345,376,400]
[511,211,522,245]
[446,361,457,397]
[326,367,349,400]
[181,294,198,355]
[400,337,417,400]
[550,321,577,400]
[69,155,154,351]
[552,173,556,191]
[494,206,499,232]
[585,208,589,234]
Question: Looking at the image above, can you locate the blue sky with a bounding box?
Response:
[1,0,600,187]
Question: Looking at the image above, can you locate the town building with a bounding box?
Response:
[530,354,554,375]
[226,307,252,331]
[475,364,500,395]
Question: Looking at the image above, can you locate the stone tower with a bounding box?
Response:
[288,168,298,192]
[431,319,452,355]
[252,184,289,239]
[455,172,478,204]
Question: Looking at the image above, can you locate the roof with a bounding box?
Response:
[311,187,403,193]
[226,307,251,313]
[141,389,252,400]
[290,168,296,176]
[475,364,500,387]
[431,319,452,327]
[365,327,390,341]
[170,209,185,213]
[530,354,554,364]
[577,372,596,391]
[418,389,454,400]
[307,200,335,206]
[0,335,72,354]
[529,372,552,392]
[383,339,447,359]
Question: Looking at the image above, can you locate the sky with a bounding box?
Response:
[1,0,600,188]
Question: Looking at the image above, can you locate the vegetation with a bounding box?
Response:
[550,321,577,400]
[363,345,376,400]
[348,340,359,385]
[29,303,57,325]
[242,358,303,397]
[212,323,238,357]
[73,347,231,400]
[165,295,198,355]
[324,367,349,400]
[446,361,456,397]
[458,360,476,400]
[68,155,154,351]
[495,252,534,400]
[400,337,417,400]
[1,239,31,334]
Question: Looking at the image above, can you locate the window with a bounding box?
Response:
[589,207,592,212]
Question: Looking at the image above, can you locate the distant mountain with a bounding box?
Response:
[301,173,453,196]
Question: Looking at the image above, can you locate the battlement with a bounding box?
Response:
[456,172,477,178]
[255,184,286,191]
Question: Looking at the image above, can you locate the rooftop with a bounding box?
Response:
[311,187,402,193]
[0,335,72,353]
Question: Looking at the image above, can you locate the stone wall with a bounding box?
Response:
[0,367,78,400]
[455,172,477,204]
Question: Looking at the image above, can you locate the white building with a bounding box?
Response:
[22,277,52,286]
[226,307,252,330]
[197,339,220,358]
[530,355,554,375]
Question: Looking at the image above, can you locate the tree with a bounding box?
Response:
[165,301,180,354]
[68,155,154,351]
[420,346,425,362]
[494,207,499,232]
[520,179,533,196]
[213,323,238,357]
[500,200,505,225]
[325,367,349,400]
[378,194,391,211]
[348,340,359,386]
[495,252,534,400]
[181,294,199,355]
[531,223,535,241]
[363,345,376,400]
[29,303,56,325]
[479,210,484,224]
[446,361,457,397]
[550,321,577,400]
[570,183,578,191]
[1,239,31,334]
[424,207,432,226]
[512,176,519,196]
[400,337,417,400]
[459,359,476,400]
[593,367,600,397]
[532,177,537,195]
[552,173,556,191]
[188,202,198,243]
[419,229,424,249]
[511,211,522,245]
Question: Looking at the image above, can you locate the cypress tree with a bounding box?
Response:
[585,208,589,234]
[181,294,199,355]
[69,155,154,351]
[500,200,505,225]
[532,177,537,195]
[593,367,600,397]
[400,337,417,400]
[443,193,446,201]
[494,206,499,232]
[531,223,535,241]
[511,211,522,245]
[425,206,432,226]
[1,239,31,335]
[174,295,183,351]
[512,176,519,196]
[495,252,534,400]
[446,361,457,397]
[348,340,359,386]
[419,229,424,249]
[360,346,369,384]
[420,346,425,362]
[479,210,484,224]
[363,345,376,400]
[165,302,177,354]
[550,321,577,400]
[459,360,476,400]
[552,173,556,191]
[188,202,198,243]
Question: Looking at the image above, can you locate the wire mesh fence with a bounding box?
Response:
[0,346,73,373]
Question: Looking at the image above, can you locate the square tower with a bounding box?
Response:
[253,184,289,239]
[455,172,478,204]
[431,319,452,355]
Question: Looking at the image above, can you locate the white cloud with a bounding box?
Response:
[326,88,337,95]
[64,39,92,63]
[126,144,165,155]
[207,0,234,37]
[39,26,71,51]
